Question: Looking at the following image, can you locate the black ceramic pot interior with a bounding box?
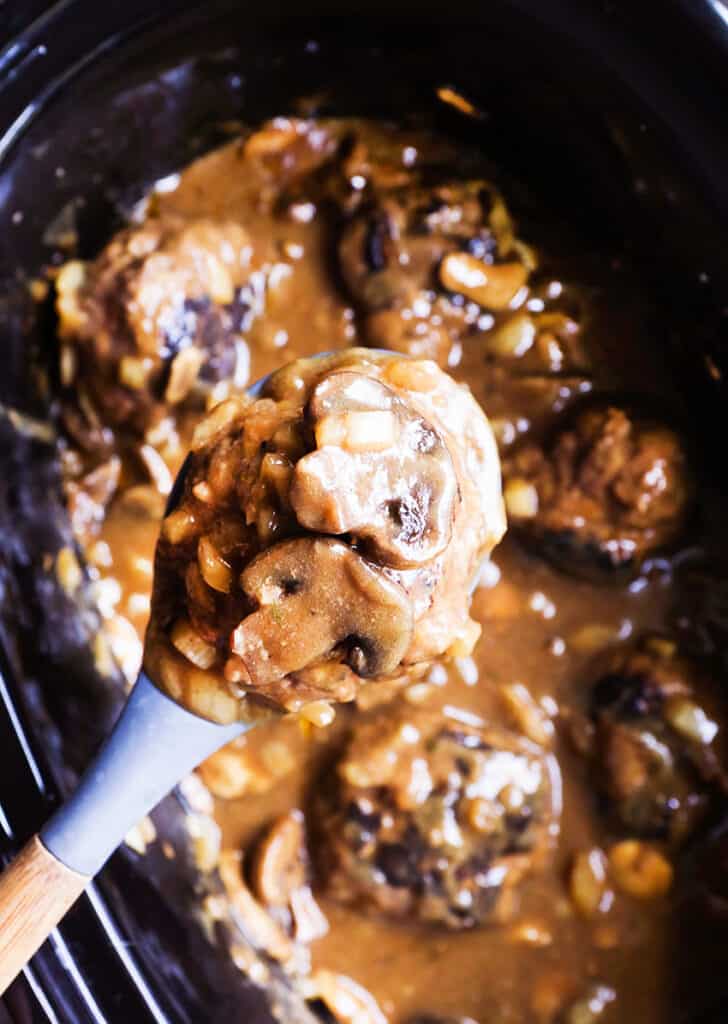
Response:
[0,2,727,1022]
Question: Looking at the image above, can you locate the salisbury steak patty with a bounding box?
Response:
[56,216,258,444]
[589,635,726,844]
[504,401,692,579]
[338,179,531,364]
[316,705,560,929]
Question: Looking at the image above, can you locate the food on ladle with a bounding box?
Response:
[145,349,505,722]
[315,705,560,929]
[504,401,692,578]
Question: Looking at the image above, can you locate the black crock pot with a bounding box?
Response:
[1,2,727,1022]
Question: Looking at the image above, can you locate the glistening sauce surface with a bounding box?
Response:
[56,118,728,1024]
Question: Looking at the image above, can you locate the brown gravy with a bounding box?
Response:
[60,119,728,1024]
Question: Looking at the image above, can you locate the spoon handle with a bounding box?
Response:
[42,672,245,877]
[0,672,246,993]
[0,834,88,992]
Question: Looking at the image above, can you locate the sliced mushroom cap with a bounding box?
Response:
[338,197,445,312]
[251,810,308,908]
[227,537,413,690]
[290,372,459,569]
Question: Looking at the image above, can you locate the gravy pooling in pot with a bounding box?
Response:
[54,117,728,1024]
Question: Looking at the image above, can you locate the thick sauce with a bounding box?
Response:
[57,118,728,1023]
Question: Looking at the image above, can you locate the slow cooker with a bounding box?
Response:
[1,2,727,1021]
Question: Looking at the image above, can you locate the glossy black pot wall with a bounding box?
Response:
[0,2,727,1022]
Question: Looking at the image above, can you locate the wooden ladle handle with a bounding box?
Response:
[0,835,89,994]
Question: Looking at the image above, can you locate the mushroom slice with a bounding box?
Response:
[251,810,308,908]
[290,371,458,568]
[228,537,413,689]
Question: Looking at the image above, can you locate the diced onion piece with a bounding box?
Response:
[60,343,77,385]
[198,744,259,799]
[508,919,553,947]
[259,739,297,778]
[665,697,719,744]
[56,260,87,336]
[244,122,299,157]
[440,252,528,310]
[383,358,440,393]
[204,256,234,305]
[504,478,539,519]
[170,617,219,670]
[500,681,555,747]
[162,507,200,544]
[315,415,347,448]
[260,452,294,504]
[119,355,154,390]
[316,410,398,453]
[139,443,174,496]
[186,811,221,872]
[569,848,610,918]
[608,840,673,899]
[56,546,82,594]
[193,481,214,503]
[299,701,336,728]
[643,635,677,659]
[568,623,621,653]
[487,313,536,357]
[191,397,248,451]
[447,618,482,658]
[125,816,157,855]
[165,345,205,404]
[198,535,233,593]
